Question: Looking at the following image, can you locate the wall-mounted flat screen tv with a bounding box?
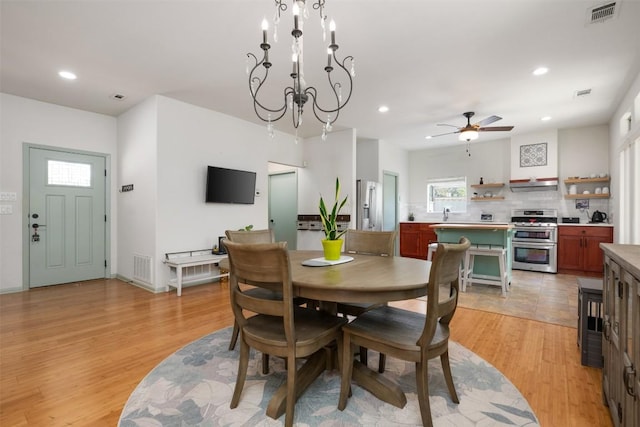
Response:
[206,166,256,204]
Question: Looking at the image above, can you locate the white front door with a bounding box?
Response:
[28,147,106,287]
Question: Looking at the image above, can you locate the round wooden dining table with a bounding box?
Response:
[288,250,431,303]
[220,250,432,418]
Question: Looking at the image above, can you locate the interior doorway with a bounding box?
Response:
[383,171,399,253]
[268,169,298,249]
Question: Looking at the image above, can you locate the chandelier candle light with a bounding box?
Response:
[247,0,354,141]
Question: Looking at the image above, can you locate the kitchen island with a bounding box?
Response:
[430,223,515,286]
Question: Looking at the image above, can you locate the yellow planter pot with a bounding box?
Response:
[321,239,343,261]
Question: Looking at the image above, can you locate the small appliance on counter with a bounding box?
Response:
[590,210,608,223]
[561,217,580,224]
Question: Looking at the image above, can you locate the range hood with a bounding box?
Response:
[509,178,559,192]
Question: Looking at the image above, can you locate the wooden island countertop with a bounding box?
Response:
[430,223,514,230]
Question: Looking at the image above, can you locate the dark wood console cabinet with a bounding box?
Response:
[399,222,438,259]
[601,244,639,427]
[558,226,613,275]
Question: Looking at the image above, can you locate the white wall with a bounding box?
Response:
[510,130,558,180]
[116,96,159,287]
[0,93,118,292]
[356,138,379,182]
[408,138,511,222]
[118,96,306,291]
[608,70,640,243]
[296,129,356,250]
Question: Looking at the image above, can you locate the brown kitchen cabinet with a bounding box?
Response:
[558,226,613,275]
[399,222,438,259]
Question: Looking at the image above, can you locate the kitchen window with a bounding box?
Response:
[427,177,467,213]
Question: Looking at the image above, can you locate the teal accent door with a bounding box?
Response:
[29,148,106,287]
[269,171,298,249]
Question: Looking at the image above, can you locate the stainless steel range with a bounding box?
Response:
[511,209,558,273]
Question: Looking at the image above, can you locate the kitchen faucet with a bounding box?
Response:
[443,208,450,221]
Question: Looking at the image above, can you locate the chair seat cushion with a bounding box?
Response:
[244,307,347,357]
[343,305,450,355]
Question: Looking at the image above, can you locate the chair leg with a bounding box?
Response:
[228,320,239,351]
[440,350,459,403]
[415,359,433,427]
[230,339,250,408]
[378,353,386,373]
[338,333,353,410]
[285,354,296,427]
[262,353,270,375]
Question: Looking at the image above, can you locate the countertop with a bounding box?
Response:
[558,223,613,227]
[600,244,640,278]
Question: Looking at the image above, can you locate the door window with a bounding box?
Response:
[47,160,92,187]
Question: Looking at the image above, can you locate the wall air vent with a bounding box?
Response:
[588,2,618,23]
[575,89,592,97]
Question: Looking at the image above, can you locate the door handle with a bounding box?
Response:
[623,366,636,397]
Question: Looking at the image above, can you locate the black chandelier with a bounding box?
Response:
[247,0,354,140]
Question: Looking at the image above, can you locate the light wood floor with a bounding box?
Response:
[0,277,612,427]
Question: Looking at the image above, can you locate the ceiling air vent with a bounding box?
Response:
[588,2,617,23]
[575,88,592,97]
[110,93,127,101]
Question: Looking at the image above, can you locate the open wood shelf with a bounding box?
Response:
[564,177,609,184]
[564,194,610,199]
[470,183,505,188]
[470,196,505,201]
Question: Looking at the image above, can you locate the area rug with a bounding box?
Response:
[119,327,539,426]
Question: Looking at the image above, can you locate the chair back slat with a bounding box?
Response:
[345,229,396,256]
[234,288,285,317]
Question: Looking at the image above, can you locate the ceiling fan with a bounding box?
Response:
[429,111,514,142]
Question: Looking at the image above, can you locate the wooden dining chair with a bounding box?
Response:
[224,229,275,354]
[338,237,471,427]
[337,229,396,372]
[224,240,347,427]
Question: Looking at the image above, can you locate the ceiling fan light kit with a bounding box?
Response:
[459,129,479,141]
[247,0,354,141]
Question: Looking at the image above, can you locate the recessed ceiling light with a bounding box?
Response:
[58,70,77,80]
[377,105,389,113]
[425,135,432,140]
[541,116,552,121]
[532,67,549,76]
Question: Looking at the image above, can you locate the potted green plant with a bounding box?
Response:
[319,177,348,260]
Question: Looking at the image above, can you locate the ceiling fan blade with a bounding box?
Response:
[428,130,460,138]
[474,115,502,127]
[478,126,514,132]
[436,123,459,128]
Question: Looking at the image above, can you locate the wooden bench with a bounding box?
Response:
[164,250,228,296]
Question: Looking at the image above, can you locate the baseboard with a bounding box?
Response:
[115,274,167,293]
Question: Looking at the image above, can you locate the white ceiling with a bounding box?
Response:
[2,0,639,151]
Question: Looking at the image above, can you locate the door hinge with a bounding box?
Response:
[104,169,107,177]
[104,260,107,268]
[105,214,107,222]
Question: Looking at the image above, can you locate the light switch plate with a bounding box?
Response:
[0,192,17,201]
[0,205,13,215]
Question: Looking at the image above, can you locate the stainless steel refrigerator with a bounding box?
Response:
[356,180,382,231]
